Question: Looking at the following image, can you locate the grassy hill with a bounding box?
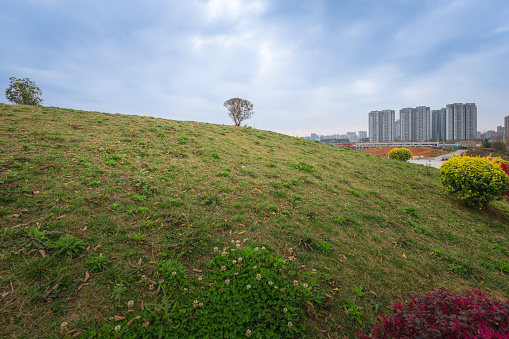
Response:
[1,103,508,338]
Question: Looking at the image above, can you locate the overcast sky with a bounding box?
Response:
[1,0,509,136]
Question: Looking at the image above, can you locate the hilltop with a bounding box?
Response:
[1,103,508,338]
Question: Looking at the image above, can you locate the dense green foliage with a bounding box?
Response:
[82,246,321,338]
[388,148,412,161]
[440,156,509,207]
[4,77,43,105]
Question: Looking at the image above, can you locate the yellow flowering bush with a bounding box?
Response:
[482,156,509,201]
[440,156,509,207]
[388,148,412,161]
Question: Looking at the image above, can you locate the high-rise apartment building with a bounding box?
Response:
[413,106,431,141]
[497,126,505,142]
[432,108,446,141]
[394,119,401,141]
[504,115,509,142]
[369,110,395,142]
[465,103,477,140]
[400,107,413,141]
[398,106,431,142]
[446,103,477,141]
[357,131,367,140]
[368,111,379,142]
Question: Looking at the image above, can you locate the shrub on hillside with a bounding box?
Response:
[440,156,509,207]
[388,148,412,161]
[358,288,509,339]
[483,156,509,201]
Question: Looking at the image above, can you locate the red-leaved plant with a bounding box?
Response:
[358,288,509,339]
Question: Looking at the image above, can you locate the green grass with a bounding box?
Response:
[0,103,509,338]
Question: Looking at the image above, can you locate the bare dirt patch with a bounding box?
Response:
[364,147,448,158]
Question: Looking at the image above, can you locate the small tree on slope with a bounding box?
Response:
[5,77,43,105]
[224,98,254,126]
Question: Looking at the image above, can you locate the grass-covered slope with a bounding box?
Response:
[1,103,508,338]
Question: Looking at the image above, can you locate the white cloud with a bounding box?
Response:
[199,0,266,21]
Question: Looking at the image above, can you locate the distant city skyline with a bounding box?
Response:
[368,103,479,142]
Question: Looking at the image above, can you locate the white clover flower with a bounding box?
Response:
[236,240,240,244]
[268,281,273,285]
[61,322,68,328]
[283,307,288,313]
[312,269,317,274]
[199,302,203,306]
[135,316,141,319]
[252,265,257,269]
[221,266,226,271]
[246,329,252,337]
[198,276,203,281]
[234,272,239,275]
[214,247,218,252]
[159,279,164,284]
[193,300,199,307]
[256,274,261,280]
[222,252,227,256]
[247,285,251,289]
[261,247,266,250]
[255,247,259,251]
[115,325,121,332]
[293,280,298,286]
[274,263,277,267]
[288,322,293,328]
[231,240,235,243]
[232,260,237,264]
[184,288,188,291]
[225,279,230,285]
[238,257,243,262]
[172,271,177,276]
[108,317,114,320]
[127,300,134,308]
[303,283,308,288]
[231,248,235,252]
[236,244,241,248]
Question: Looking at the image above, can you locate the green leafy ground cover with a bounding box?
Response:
[0,103,508,338]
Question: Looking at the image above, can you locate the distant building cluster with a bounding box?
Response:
[301,131,368,142]
[488,116,509,142]
[369,103,478,142]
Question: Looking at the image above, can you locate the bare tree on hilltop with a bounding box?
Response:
[224,98,254,126]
